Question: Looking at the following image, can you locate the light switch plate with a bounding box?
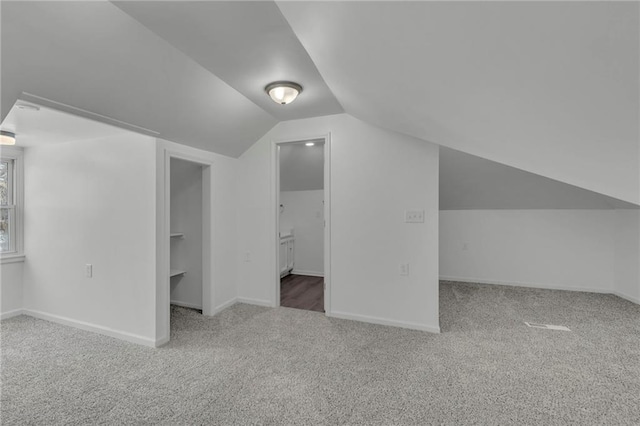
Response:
[405,210,424,223]
[85,264,93,278]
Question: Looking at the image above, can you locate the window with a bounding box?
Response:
[0,148,23,258]
[0,159,15,252]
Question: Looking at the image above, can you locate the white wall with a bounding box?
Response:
[440,210,616,292]
[614,210,640,303]
[280,190,324,276]
[237,113,440,332]
[1,262,23,317]
[22,133,158,345]
[170,158,203,309]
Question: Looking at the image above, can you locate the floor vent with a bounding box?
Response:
[524,322,571,331]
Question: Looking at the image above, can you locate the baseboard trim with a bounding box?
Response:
[439,276,611,294]
[613,291,640,305]
[22,309,157,348]
[292,270,324,278]
[236,297,273,307]
[211,297,237,315]
[170,300,203,310]
[154,335,170,348]
[328,311,440,334]
[0,309,24,320]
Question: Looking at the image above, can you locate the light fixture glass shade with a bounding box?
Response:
[265,81,302,105]
[0,131,16,146]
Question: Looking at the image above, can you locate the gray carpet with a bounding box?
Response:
[2,282,639,425]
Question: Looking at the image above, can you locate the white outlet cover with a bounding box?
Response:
[404,210,425,223]
[399,263,409,276]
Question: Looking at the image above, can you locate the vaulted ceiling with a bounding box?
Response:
[277,1,639,204]
[2,1,638,206]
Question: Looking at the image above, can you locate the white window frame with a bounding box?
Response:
[0,146,24,263]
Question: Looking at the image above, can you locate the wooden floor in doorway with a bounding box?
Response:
[280,274,324,313]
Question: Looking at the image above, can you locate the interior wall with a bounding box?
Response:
[170,158,203,309]
[237,113,440,332]
[614,210,640,303]
[440,210,616,292]
[1,262,23,317]
[22,133,158,344]
[280,190,324,276]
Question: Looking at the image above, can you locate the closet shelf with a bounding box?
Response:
[170,269,186,278]
[170,233,184,238]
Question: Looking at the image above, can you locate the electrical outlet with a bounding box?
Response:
[404,210,424,223]
[399,263,409,276]
[244,252,251,262]
[85,264,93,278]
[462,243,468,251]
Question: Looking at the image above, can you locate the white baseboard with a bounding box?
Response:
[613,291,640,305]
[170,300,202,310]
[22,309,157,348]
[328,310,440,334]
[1,309,24,320]
[439,276,611,294]
[292,270,324,278]
[236,297,273,307]
[154,335,170,348]
[211,297,238,315]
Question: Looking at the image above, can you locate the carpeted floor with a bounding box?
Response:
[2,282,639,425]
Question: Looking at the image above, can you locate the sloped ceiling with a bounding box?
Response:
[111,1,343,121]
[0,2,276,157]
[2,1,638,206]
[1,103,133,147]
[277,1,640,204]
[440,147,639,210]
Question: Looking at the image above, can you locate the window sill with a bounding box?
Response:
[0,254,25,264]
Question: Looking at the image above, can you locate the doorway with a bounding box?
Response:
[274,136,331,314]
[169,158,204,312]
[159,148,214,345]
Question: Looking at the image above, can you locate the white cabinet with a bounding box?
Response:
[280,235,295,277]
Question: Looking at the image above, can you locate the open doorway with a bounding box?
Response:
[275,137,330,313]
[159,149,215,344]
[169,158,204,312]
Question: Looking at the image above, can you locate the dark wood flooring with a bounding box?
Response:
[280,274,324,312]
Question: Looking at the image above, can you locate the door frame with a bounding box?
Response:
[271,134,331,314]
[159,148,214,345]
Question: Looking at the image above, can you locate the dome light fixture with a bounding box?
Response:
[0,130,16,146]
[265,81,303,105]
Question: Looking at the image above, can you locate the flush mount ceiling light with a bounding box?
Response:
[0,130,16,146]
[265,81,303,105]
[305,142,315,146]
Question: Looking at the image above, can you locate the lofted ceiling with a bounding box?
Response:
[111,1,342,121]
[1,1,638,207]
[0,1,276,157]
[1,102,133,147]
[440,147,639,210]
[277,1,640,204]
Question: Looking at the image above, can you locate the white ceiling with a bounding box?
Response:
[277,1,640,204]
[440,147,638,210]
[280,142,324,192]
[1,102,133,147]
[1,1,276,157]
[2,1,638,208]
[112,1,343,122]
